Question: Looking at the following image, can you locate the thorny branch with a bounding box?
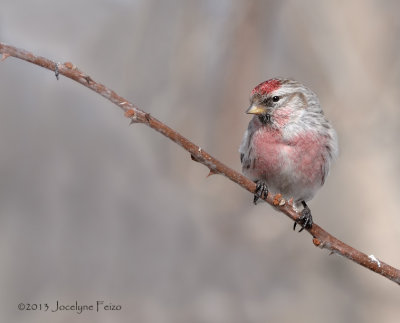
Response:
[1,42,399,286]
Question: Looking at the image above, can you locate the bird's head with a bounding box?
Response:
[247,78,317,126]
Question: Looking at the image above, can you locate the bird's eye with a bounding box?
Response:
[272,96,280,102]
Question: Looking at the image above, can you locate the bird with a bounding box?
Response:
[239,78,338,231]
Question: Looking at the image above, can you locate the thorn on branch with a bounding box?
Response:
[190,155,219,177]
[206,169,218,177]
[84,75,93,84]
[145,113,151,122]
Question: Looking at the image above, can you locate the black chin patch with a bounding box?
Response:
[258,114,271,125]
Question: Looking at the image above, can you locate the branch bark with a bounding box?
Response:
[1,42,399,285]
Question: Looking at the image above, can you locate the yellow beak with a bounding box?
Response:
[246,105,268,115]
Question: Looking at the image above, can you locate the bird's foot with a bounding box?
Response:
[254,181,268,204]
[293,201,313,232]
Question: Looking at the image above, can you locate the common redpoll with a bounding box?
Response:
[239,78,338,231]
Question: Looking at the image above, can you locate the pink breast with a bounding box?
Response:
[252,129,325,186]
[252,127,285,176]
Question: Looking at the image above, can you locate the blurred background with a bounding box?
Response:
[1,0,400,322]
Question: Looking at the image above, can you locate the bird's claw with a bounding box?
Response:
[293,202,313,232]
[253,181,268,204]
[54,62,60,80]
